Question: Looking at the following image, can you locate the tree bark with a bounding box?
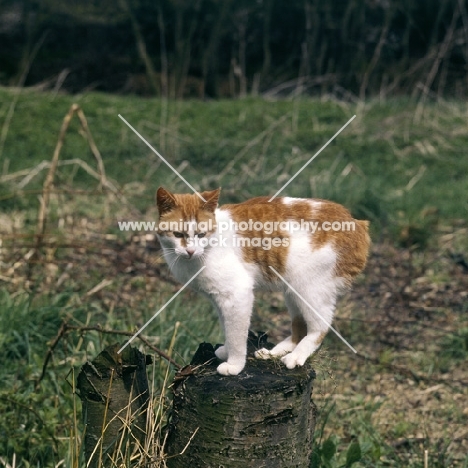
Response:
[77,343,151,468]
[166,334,317,468]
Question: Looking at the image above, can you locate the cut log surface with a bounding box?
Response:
[166,335,317,468]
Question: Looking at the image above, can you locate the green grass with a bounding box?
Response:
[1,88,467,237]
[0,286,220,466]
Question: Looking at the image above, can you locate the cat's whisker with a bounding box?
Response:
[169,254,183,271]
[168,256,178,270]
[153,248,179,266]
[154,251,171,262]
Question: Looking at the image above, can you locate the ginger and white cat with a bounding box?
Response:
[156,187,370,376]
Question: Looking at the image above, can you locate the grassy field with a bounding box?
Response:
[0,87,467,467]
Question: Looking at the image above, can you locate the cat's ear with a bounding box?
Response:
[156,187,178,215]
[200,188,221,213]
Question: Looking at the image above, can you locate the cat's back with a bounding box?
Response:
[220,196,357,225]
[217,196,370,284]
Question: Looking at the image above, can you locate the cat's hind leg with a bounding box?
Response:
[255,294,306,359]
[281,330,328,369]
[280,284,335,369]
[254,336,295,359]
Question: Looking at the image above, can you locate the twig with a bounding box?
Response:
[262,75,336,99]
[119,0,159,95]
[0,166,36,183]
[16,161,51,188]
[20,158,120,192]
[0,158,120,192]
[85,279,114,297]
[360,10,392,100]
[36,322,69,388]
[36,104,78,244]
[75,107,108,190]
[34,104,129,257]
[381,50,438,98]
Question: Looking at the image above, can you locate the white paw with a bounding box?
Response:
[281,352,307,369]
[217,361,244,376]
[254,348,274,360]
[215,345,228,361]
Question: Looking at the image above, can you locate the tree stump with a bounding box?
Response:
[166,333,317,468]
[77,343,151,468]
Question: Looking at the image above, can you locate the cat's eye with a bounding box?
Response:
[196,232,206,238]
[173,232,184,238]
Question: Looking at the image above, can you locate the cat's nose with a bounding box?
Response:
[186,247,196,258]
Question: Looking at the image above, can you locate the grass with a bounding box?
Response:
[0,87,467,466]
[1,89,467,229]
[0,286,221,466]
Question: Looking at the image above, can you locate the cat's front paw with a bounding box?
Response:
[214,345,228,361]
[217,361,244,376]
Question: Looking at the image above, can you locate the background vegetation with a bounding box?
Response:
[1,0,468,98]
[0,0,467,466]
[1,89,467,467]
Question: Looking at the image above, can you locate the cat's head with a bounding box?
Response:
[156,187,220,260]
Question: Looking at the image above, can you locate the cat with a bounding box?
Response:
[156,187,370,376]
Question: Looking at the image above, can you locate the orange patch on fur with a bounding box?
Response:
[224,198,292,280]
[291,315,308,344]
[307,200,370,283]
[316,330,328,345]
